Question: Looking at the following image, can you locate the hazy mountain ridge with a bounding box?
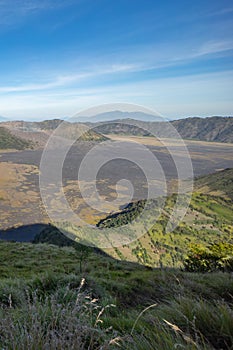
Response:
[74,110,161,123]
[172,116,233,143]
[0,116,8,122]
[91,116,233,143]
[2,116,233,144]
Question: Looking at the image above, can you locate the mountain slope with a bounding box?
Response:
[0,126,33,150]
[1,120,108,148]
[195,168,233,199]
[0,240,232,349]
[97,168,233,266]
[172,116,233,143]
[92,116,233,143]
[2,116,233,144]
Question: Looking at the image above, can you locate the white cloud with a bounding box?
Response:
[207,7,233,17]
[1,38,232,94]
[1,70,233,120]
[0,0,75,26]
[195,40,233,56]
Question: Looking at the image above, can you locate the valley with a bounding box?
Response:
[0,126,232,271]
[1,2,233,348]
[0,134,233,231]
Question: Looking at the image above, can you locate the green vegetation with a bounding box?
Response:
[0,241,232,349]
[0,127,33,150]
[96,192,233,268]
[184,242,233,272]
[32,224,80,247]
[36,119,63,130]
[97,200,148,228]
[0,168,232,348]
[195,168,233,199]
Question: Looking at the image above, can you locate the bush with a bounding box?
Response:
[183,243,233,273]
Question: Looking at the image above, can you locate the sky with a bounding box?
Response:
[0,0,233,120]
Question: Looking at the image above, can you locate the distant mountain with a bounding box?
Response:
[172,116,233,143]
[74,110,161,123]
[2,116,233,145]
[0,115,8,122]
[92,116,233,143]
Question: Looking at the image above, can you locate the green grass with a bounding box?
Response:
[0,169,233,348]
[95,192,233,268]
[0,241,232,349]
[195,168,233,200]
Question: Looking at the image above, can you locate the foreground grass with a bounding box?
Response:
[0,241,232,349]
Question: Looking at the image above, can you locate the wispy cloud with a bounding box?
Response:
[0,64,139,93]
[207,7,233,17]
[1,38,233,94]
[1,70,233,120]
[0,38,232,94]
[0,0,75,25]
[156,39,233,65]
[195,40,233,56]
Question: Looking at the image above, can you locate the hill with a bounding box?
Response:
[172,116,233,143]
[0,240,232,349]
[96,168,233,267]
[1,120,108,148]
[195,168,233,200]
[1,168,232,268]
[2,116,233,145]
[92,116,233,143]
[0,168,232,348]
[0,126,34,150]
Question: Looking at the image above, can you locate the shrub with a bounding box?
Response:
[184,243,233,272]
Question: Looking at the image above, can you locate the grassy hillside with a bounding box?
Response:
[97,193,233,267]
[93,116,233,143]
[195,168,233,199]
[0,241,232,349]
[0,168,232,349]
[0,126,33,150]
[95,169,233,267]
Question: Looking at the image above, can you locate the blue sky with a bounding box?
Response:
[0,0,233,120]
